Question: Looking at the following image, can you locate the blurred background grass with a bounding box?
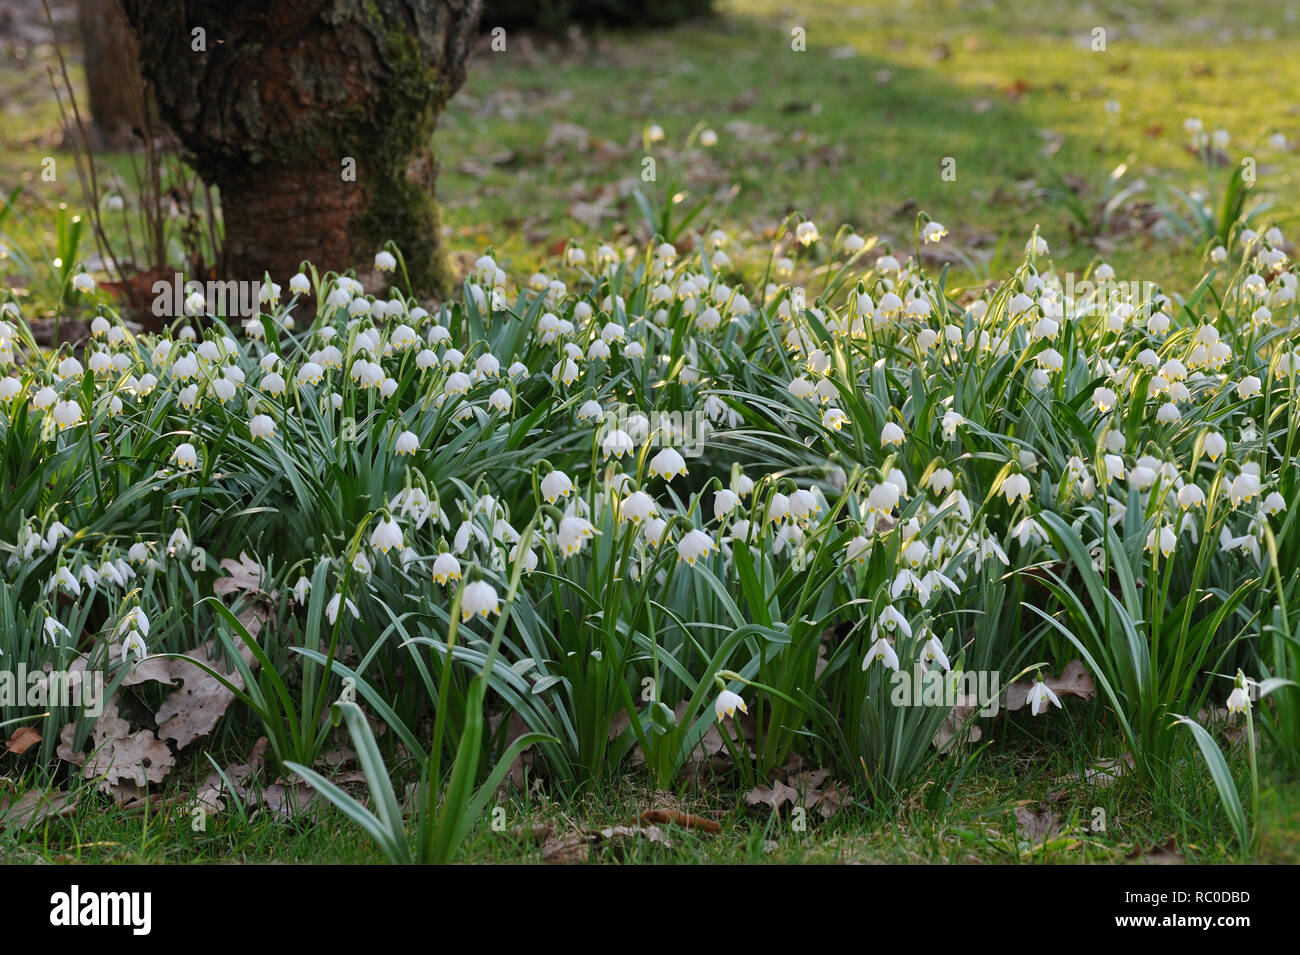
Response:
[2,0,1298,304]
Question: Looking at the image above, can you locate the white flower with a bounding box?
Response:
[249,414,275,440]
[172,443,198,469]
[460,580,500,621]
[873,604,911,640]
[1145,524,1177,558]
[713,489,740,521]
[121,630,148,663]
[558,515,598,556]
[862,637,899,671]
[1203,431,1227,462]
[541,470,573,503]
[1000,472,1031,504]
[823,407,848,430]
[1226,685,1251,715]
[602,429,634,459]
[72,272,95,294]
[648,447,687,480]
[395,430,419,455]
[677,529,716,565]
[1263,491,1286,515]
[620,490,657,524]
[432,552,461,586]
[51,399,83,429]
[167,527,190,555]
[326,592,360,626]
[715,689,747,720]
[1027,678,1062,716]
[795,221,820,246]
[370,518,403,554]
[922,636,950,671]
[868,481,900,515]
[880,422,905,446]
[374,250,397,272]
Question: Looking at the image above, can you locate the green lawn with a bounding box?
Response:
[2,0,1299,865]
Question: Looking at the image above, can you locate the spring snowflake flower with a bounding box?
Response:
[715,689,747,720]
[788,488,820,521]
[558,515,598,556]
[51,399,83,429]
[1177,484,1206,509]
[1263,491,1286,515]
[370,518,403,554]
[1226,684,1251,715]
[541,470,573,504]
[326,592,360,626]
[72,272,95,294]
[677,529,716,565]
[172,442,198,469]
[867,481,900,515]
[921,221,947,243]
[620,490,657,524]
[1236,375,1262,400]
[425,551,460,587]
[1000,472,1031,505]
[391,430,419,456]
[460,580,500,621]
[1027,677,1062,716]
[602,429,634,459]
[1145,524,1177,558]
[713,489,740,521]
[795,221,820,247]
[648,447,688,480]
[249,414,275,440]
[1229,471,1261,508]
[374,250,397,273]
[880,422,905,447]
[926,467,954,495]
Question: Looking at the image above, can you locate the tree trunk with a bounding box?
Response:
[117,0,482,298]
[79,0,147,147]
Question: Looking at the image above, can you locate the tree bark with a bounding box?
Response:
[117,0,482,298]
[79,0,147,147]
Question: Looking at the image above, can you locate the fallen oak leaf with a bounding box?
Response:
[745,780,798,812]
[4,726,41,755]
[637,809,721,834]
[1126,837,1186,865]
[0,788,77,829]
[1015,805,1064,843]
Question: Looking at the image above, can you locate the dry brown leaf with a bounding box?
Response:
[212,551,270,597]
[745,780,799,812]
[0,788,77,829]
[4,726,41,755]
[155,632,258,749]
[933,695,984,752]
[1126,837,1186,865]
[638,809,721,834]
[107,642,177,687]
[1015,805,1064,843]
[1048,659,1095,700]
[541,834,591,864]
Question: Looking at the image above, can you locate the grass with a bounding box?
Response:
[2,0,1299,866]
[6,1,1300,304]
[4,713,1296,864]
